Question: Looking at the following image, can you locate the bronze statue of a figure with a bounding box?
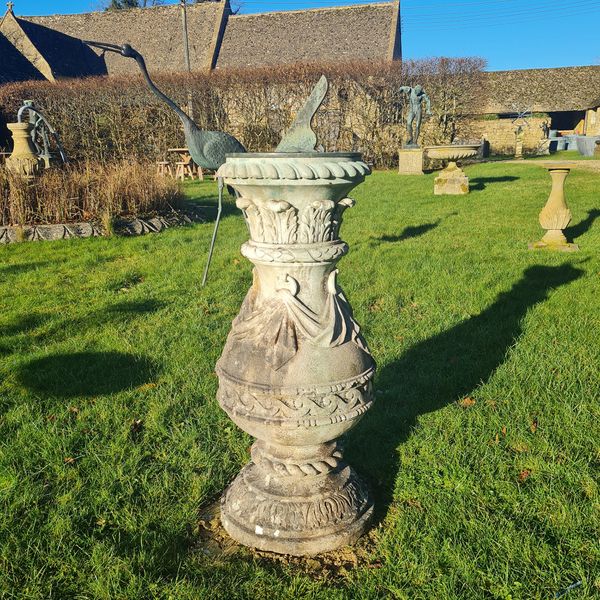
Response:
[399,85,432,148]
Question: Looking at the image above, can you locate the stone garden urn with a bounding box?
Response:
[529,161,578,251]
[215,152,375,556]
[425,144,480,195]
[5,122,43,180]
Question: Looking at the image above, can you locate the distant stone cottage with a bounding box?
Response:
[0,1,402,82]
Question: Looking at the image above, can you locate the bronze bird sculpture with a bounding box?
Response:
[86,41,247,286]
[85,42,246,170]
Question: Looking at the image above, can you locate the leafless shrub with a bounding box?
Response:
[0,57,486,168]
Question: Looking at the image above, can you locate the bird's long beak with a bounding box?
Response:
[84,40,122,53]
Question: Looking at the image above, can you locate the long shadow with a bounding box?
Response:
[16,351,159,398]
[375,212,459,244]
[565,209,600,241]
[0,261,52,277]
[0,313,50,337]
[379,221,440,243]
[347,264,584,517]
[470,175,520,191]
[0,299,165,358]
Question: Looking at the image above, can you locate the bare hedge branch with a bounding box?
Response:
[0,58,486,168]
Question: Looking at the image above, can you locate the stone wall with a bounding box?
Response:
[216,3,401,69]
[464,116,548,155]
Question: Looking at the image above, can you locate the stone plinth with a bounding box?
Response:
[216,152,375,556]
[5,122,43,180]
[529,162,578,252]
[434,164,470,195]
[398,148,424,175]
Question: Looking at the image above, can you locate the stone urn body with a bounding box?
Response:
[5,122,43,180]
[216,152,375,556]
[425,144,479,195]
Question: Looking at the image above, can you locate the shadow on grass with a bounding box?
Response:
[1,299,165,352]
[565,208,600,241]
[106,299,166,315]
[183,184,240,222]
[376,212,458,244]
[0,261,52,276]
[348,264,584,519]
[16,351,159,398]
[0,313,50,337]
[470,175,520,191]
[379,222,440,243]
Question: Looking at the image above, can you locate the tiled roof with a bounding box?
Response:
[20,2,229,75]
[0,32,44,83]
[484,66,600,113]
[216,3,401,69]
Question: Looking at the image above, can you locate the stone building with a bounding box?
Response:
[470,65,600,155]
[0,1,402,82]
[2,2,600,157]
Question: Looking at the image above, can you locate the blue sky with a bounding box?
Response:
[8,0,600,71]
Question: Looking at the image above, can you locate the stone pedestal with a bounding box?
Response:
[434,162,470,195]
[537,139,551,156]
[515,136,524,160]
[5,122,43,180]
[398,148,424,175]
[529,163,578,252]
[216,152,375,556]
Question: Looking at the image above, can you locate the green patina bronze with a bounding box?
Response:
[275,75,328,153]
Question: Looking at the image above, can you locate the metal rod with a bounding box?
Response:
[202,177,224,287]
[180,0,194,119]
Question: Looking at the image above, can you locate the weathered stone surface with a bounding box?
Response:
[529,162,579,252]
[515,132,524,159]
[5,122,44,179]
[425,144,478,195]
[0,207,206,244]
[398,148,424,175]
[434,168,470,195]
[216,152,375,556]
[217,3,401,70]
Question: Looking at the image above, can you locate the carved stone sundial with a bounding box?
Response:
[214,77,375,555]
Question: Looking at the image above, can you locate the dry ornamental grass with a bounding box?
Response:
[0,160,182,226]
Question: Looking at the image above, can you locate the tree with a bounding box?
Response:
[103,0,165,10]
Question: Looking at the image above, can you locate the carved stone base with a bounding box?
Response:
[398,148,424,175]
[221,442,373,556]
[529,229,579,252]
[434,163,470,195]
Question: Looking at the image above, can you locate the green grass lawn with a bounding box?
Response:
[1,162,598,599]
[528,150,599,161]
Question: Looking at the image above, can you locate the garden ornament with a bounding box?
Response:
[17,100,68,167]
[214,76,375,555]
[84,41,246,285]
[399,84,432,147]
